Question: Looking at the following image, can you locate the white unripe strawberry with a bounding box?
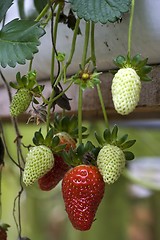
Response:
[111,68,141,115]
[23,145,54,186]
[97,144,126,184]
[10,88,32,117]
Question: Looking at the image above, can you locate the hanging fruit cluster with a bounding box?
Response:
[0,0,152,239]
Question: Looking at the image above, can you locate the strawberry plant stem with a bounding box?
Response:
[128,0,135,58]
[0,171,2,219]
[96,84,109,128]
[90,22,109,128]
[50,3,62,85]
[53,18,80,87]
[78,21,90,144]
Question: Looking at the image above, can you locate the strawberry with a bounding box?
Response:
[111,68,141,115]
[112,55,152,115]
[38,154,70,191]
[95,125,136,184]
[10,88,32,117]
[97,144,126,184]
[62,165,105,231]
[0,223,10,240]
[23,145,54,186]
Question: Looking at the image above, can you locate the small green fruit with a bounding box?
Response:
[97,144,126,184]
[111,68,141,115]
[23,145,54,186]
[10,88,32,117]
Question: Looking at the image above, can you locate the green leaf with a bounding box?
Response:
[33,129,44,146]
[0,0,13,23]
[121,140,136,150]
[0,19,45,68]
[69,0,131,24]
[103,129,111,143]
[95,132,105,146]
[34,0,48,13]
[116,134,128,146]
[114,55,126,68]
[124,151,135,161]
[111,125,118,141]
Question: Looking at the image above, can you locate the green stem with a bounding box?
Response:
[128,0,135,58]
[91,22,96,66]
[50,3,62,85]
[78,22,90,144]
[90,22,109,128]
[28,1,55,71]
[96,84,109,128]
[81,22,90,69]
[78,87,83,144]
[53,18,80,87]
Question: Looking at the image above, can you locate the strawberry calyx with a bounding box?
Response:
[113,54,152,81]
[0,223,10,231]
[52,113,88,140]
[71,65,101,90]
[95,125,136,161]
[61,141,100,167]
[10,71,44,102]
[32,128,66,153]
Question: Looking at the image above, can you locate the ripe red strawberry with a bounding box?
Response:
[62,165,105,231]
[38,155,70,191]
[38,132,76,191]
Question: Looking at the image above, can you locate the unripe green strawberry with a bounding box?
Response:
[10,88,32,117]
[97,144,126,184]
[111,68,141,115]
[23,145,54,186]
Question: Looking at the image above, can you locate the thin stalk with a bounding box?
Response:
[53,18,80,87]
[96,84,109,128]
[128,0,135,58]
[28,1,55,71]
[50,3,62,85]
[78,22,90,144]
[90,22,109,128]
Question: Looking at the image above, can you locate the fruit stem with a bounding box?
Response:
[29,1,55,71]
[128,0,135,58]
[53,18,80,87]
[78,21,90,144]
[90,22,109,128]
[96,84,109,128]
[50,3,62,85]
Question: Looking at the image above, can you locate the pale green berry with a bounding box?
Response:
[111,68,141,115]
[23,145,54,186]
[10,88,32,117]
[97,144,126,184]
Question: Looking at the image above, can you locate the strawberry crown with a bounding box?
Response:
[95,125,136,161]
[52,114,88,140]
[10,71,44,97]
[113,54,152,81]
[61,141,100,167]
[32,128,66,153]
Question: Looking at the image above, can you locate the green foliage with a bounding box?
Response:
[0,0,13,23]
[68,0,131,23]
[113,54,152,81]
[95,125,136,161]
[0,19,45,67]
